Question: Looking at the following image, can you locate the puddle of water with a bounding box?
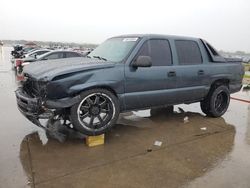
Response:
[0,47,41,187]
[185,101,250,188]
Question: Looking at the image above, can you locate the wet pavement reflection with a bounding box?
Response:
[19,109,236,188]
[0,47,250,188]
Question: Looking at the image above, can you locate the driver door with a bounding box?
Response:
[124,39,177,110]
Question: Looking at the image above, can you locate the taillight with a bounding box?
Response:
[15,59,23,66]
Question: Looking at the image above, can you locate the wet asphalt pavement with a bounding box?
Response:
[0,46,250,188]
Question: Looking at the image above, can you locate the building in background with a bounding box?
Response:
[24,41,37,47]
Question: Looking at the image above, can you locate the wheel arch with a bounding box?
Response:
[210,78,230,90]
[69,85,121,135]
[76,85,118,98]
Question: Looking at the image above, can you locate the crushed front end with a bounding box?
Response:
[15,75,53,128]
[15,75,84,142]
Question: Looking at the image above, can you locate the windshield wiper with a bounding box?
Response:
[93,56,107,61]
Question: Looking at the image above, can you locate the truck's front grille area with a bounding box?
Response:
[23,78,40,97]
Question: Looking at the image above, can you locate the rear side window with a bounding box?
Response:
[45,52,64,60]
[175,40,202,65]
[66,52,81,58]
[205,42,219,56]
[137,39,172,66]
[36,50,49,55]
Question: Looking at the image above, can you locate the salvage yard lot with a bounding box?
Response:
[0,46,250,188]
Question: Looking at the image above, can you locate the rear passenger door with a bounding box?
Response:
[124,39,178,110]
[174,40,207,102]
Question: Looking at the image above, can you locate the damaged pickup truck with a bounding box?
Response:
[15,34,244,139]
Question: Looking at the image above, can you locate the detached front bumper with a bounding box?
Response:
[15,88,81,128]
[15,88,53,128]
[16,88,41,116]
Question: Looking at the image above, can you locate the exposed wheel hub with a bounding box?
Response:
[90,105,100,116]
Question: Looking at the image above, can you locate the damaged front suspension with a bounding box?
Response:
[28,112,86,143]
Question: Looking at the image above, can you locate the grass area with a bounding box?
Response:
[244,74,250,79]
[243,63,250,71]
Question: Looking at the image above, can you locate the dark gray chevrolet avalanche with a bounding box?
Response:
[15,34,244,137]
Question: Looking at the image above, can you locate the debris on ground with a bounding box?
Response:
[154,140,162,146]
[183,116,189,123]
[200,127,207,131]
[115,133,120,137]
[178,107,185,113]
[243,85,250,90]
[46,119,86,143]
[147,148,152,152]
[26,180,31,185]
[202,168,207,172]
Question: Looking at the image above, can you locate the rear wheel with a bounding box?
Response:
[70,89,120,135]
[200,85,230,117]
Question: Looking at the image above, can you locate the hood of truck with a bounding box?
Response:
[23,57,115,81]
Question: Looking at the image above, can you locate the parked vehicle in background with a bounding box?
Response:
[22,47,39,55]
[242,57,250,64]
[15,34,244,138]
[13,49,52,72]
[16,50,84,75]
[23,49,52,59]
[79,50,92,56]
[11,46,39,66]
[23,50,83,63]
[11,45,24,58]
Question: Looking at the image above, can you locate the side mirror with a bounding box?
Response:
[132,56,152,68]
[34,54,37,59]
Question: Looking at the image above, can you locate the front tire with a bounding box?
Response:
[70,88,120,135]
[200,85,230,117]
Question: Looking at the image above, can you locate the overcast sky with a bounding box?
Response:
[0,0,249,52]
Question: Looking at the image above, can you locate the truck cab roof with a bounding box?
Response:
[113,34,199,41]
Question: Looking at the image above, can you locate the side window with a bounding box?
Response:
[37,51,48,55]
[175,40,202,65]
[137,39,172,66]
[66,52,81,58]
[45,52,63,60]
[205,42,219,56]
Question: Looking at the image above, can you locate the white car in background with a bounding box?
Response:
[12,49,52,69]
[23,49,52,59]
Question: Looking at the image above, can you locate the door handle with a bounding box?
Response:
[168,71,176,77]
[198,70,204,75]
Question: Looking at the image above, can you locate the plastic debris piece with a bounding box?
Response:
[147,148,152,152]
[154,140,162,147]
[178,107,185,113]
[183,116,189,123]
[200,127,207,131]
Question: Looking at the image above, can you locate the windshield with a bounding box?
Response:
[88,37,139,62]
